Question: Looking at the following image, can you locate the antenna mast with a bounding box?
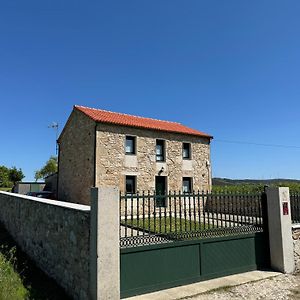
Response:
[48,122,59,155]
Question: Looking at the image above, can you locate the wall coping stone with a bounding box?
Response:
[0,191,90,212]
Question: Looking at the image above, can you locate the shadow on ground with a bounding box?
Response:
[0,222,71,300]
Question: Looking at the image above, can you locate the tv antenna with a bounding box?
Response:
[48,122,59,155]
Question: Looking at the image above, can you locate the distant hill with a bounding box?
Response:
[212,178,300,186]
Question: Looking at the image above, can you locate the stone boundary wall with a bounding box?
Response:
[0,191,91,300]
[293,226,300,273]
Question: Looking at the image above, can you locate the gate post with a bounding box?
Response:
[90,187,120,300]
[266,187,295,273]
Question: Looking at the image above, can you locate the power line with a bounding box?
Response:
[213,139,300,149]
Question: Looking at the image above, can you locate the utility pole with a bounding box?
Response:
[48,122,59,155]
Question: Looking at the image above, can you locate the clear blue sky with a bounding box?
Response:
[1,1,300,181]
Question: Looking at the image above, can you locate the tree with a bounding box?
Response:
[35,156,58,181]
[0,166,10,187]
[8,167,24,185]
[0,165,24,187]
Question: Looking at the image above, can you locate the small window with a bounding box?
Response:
[126,176,136,194]
[183,177,192,193]
[156,140,165,161]
[183,143,191,159]
[125,136,136,155]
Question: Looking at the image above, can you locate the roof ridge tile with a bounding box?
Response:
[74,105,181,125]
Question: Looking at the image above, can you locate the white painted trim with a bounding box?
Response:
[292,224,300,229]
[0,191,90,211]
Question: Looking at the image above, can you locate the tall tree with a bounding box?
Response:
[35,156,58,181]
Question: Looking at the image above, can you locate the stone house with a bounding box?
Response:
[57,105,213,205]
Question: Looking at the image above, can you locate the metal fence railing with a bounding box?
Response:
[120,191,265,248]
[291,193,300,224]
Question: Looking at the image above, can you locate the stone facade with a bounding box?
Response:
[0,192,90,300]
[45,172,58,197]
[58,108,95,205]
[58,108,212,205]
[96,123,211,194]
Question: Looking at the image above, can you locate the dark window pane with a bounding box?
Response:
[156,140,165,161]
[125,136,136,154]
[156,155,164,161]
[156,145,163,155]
[126,176,136,194]
[183,143,191,159]
[183,177,192,193]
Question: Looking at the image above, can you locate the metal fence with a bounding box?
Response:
[291,193,300,224]
[120,191,265,248]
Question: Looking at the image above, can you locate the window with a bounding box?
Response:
[183,177,192,193]
[183,143,191,159]
[125,136,136,154]
[156,140,165,161]
[126,176,136,194]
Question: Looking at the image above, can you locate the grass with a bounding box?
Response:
[123,217,209,234]
[0,188,11,192]
[0,223,70,300]
[0,247,29,300]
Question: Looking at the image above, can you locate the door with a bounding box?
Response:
[155,176,167,207]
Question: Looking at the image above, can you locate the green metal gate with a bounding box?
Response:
[120,191,270,298]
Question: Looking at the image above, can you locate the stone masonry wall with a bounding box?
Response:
[96,123,211,193]
[45,172,58,197]
[0,192,90,300]
[293,228,300,272]
[58,108,95,205]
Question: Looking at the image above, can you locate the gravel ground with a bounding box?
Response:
[186,273,300,300]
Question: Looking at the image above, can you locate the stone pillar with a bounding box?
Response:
[90,187,120,300]
[266,187,295,273]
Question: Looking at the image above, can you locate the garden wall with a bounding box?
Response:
[293,227,300,272]
[0,191,90,300]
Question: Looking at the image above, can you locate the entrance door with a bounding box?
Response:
[155,176,167,207]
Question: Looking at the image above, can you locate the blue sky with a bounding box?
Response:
[1,1,300,181]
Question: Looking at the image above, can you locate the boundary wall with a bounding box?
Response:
[0,192,90,299]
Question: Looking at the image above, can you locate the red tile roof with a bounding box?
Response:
[75,105,212,138]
